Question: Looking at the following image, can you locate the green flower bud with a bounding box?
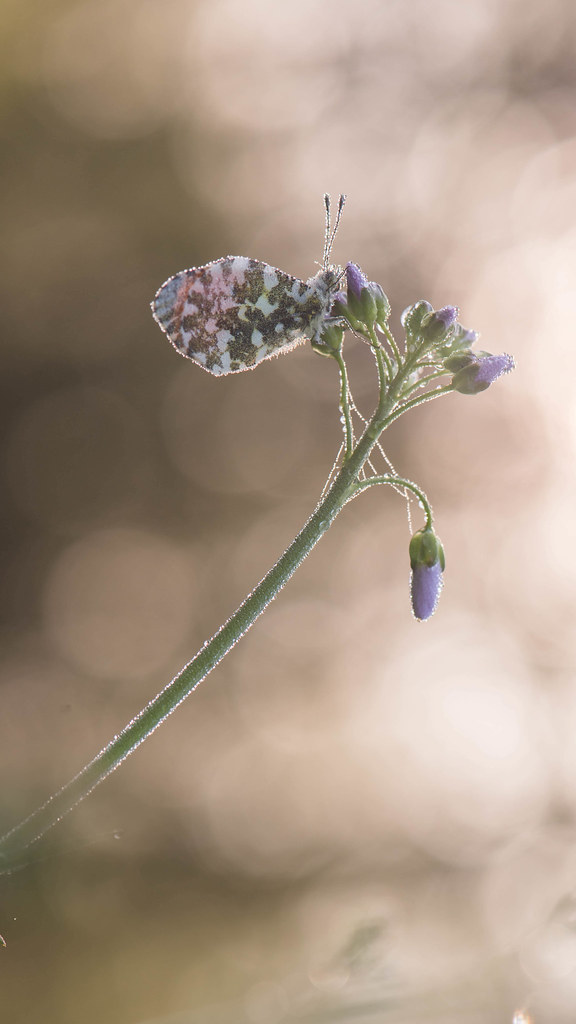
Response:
[409,528,445,571]
[400,300,434,335]
[352,288,378,325]
[330,291,362,332]
[443,352,476,372]
[372,283,391,328]
[312,322,345,356]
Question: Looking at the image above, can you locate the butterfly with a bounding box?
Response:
[151,195,346,375]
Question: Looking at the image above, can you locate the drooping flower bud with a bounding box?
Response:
[409,528,445,621]
[451,352,515,394]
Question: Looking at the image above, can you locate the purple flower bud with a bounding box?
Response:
[409,527,445,621]
[421,305,459,342]
[345,262,369,300]
[434,306,459,330]
[342,263,391,329]
[330,291,360,328]
[453,327,479,346]
[451,353,515,395]
[411,561,444,621]
[436,323,480,362]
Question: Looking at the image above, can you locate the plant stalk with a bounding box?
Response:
[0,394,397,869]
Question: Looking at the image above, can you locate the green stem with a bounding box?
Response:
[380,323,402,366]
[334,350,354,459]
[0,396,399,869]
[400,368,450,400]
[352,475,433,530]
[368,326,392,383]
[379,383,454,430]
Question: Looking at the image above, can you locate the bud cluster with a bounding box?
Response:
[313,259,514,621]
[401,298,514,394]
[330,263,391,333]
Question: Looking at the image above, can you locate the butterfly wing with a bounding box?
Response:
[152,256,332,375]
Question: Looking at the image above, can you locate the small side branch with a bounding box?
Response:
[351,474,434,530]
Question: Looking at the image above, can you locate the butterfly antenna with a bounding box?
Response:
[323,193,347,267]
[323,194,332,268]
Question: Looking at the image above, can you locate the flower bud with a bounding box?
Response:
[372,283,391,328]
[436,325,479,360]
[451,353,515,394]
[330,296,362,333]
[359,288,378,325]
[409,528,445,570]
[344,263,374,322]
[401,300,434,335]
[443,352,476,372]
[421,305,459,343]
[313,322,345,355]
[343,263,389,328]
[330,290,347,311]
[345,262,368,300]
[452,326,479,347]
[409,528,445,621]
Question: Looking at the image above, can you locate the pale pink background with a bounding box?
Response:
[1,2,575,1021]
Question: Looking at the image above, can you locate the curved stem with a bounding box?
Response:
[0,313,458,868]
[0,398,396,869]
[352,474,433,530]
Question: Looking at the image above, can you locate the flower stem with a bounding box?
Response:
[334,350,354,459]
[352,475,433,530]
[379,383,454,429]
[380,322,402,365]
[0,395,398,869]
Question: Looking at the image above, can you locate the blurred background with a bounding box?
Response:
[1,0,576,1021]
